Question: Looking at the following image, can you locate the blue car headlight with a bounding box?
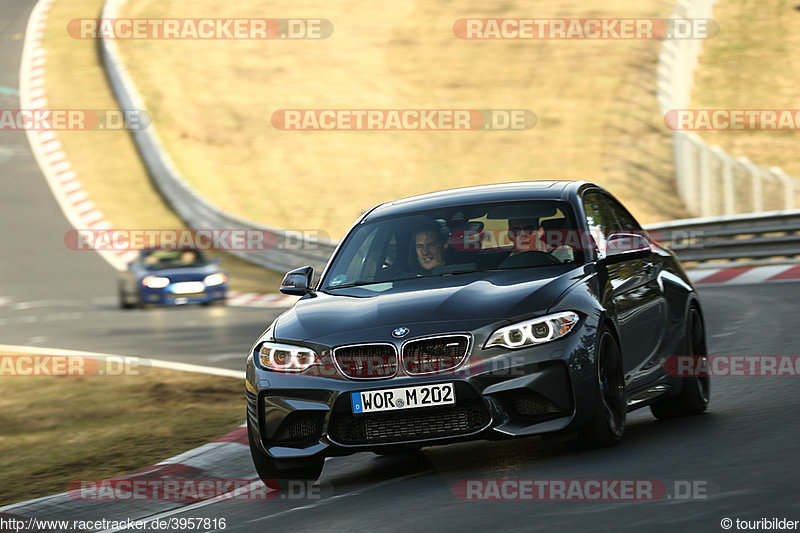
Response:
[142,275,170,289]
[485,311,579,349]
[204,273,227,287]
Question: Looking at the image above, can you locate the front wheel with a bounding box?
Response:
[247,417,324,482]
[119,285,135,309]
[651,307,710,419]
[578,330,626,448]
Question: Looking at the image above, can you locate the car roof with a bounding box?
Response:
[363,180,600,221]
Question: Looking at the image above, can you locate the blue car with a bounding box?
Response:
[118,248,228,308]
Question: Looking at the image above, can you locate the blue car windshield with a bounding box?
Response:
[323,200,584,290]
[140,249,207,269]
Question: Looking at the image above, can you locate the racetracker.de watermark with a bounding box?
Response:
[0,354,150,377]
[666,355,800,377]
[665,109,800,130]
[453,18,718,40]
[0,109,149,130]
[64,229,329,251]
[271,109,537,131]
[68,479,330,501]
[68,18,333,39]
[453,479,711,500]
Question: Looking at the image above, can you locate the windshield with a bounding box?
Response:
[139,249,208,269]
[322,200,583,290]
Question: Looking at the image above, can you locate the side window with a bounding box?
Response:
[582,192,620,251]
[604,195,642,232]
[583,192,620,238]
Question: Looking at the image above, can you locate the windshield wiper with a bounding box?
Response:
[441,269,481,276]
[429,263,480,276]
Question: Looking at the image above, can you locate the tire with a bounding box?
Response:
[578,329,626,448]
[651,307,710,419]
[119,286,134,310]
[247,416,324,482]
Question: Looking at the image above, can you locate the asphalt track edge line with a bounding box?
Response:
[18,0,130,272]
[93,481,266,533]
[0,343,245,379]
[95,470,431,533]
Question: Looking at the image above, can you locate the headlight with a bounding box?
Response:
[142,275,170,289]
[258,341,319,372]
[204,273,227,286]
[485,311,579,349]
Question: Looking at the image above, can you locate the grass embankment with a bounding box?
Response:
[0,351,244,506]
[693,0,800,170]
[44,0,283,291]
[114,0,688,237]
[692,0,800,211]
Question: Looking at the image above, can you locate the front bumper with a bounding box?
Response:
[245,319,601,460]
[140,285,227,305]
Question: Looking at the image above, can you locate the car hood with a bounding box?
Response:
[274,265,589,344]
[135,263,221,281]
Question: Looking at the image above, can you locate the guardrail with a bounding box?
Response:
[98,0,337,273]
[645,210,800,265]
[98,0,800,273]
[657,0,800,217]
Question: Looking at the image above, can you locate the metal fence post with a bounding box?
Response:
[772,167,796,210]
[738,157,763,212]
[699,143,712,216]
[711,145,734,215]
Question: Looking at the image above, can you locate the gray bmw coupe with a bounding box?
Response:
[245,181,709,482]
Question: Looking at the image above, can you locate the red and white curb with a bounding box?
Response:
[0,424,264,524]
[688,264,800,286]
[0,346,260,519]
[19,0,137,272]
[226,291,298,308]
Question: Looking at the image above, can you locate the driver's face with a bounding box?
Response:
[415,230,446,270]
[508,220,545,251]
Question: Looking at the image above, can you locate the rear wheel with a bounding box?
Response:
[247,416,324,482]
[651,307,710,419]
[578,329,626,448]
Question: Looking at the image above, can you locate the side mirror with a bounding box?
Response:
[280,266,314,295]
[603,232,650,259]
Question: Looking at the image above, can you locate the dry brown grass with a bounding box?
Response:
[0,351,244,505]
[43,0,283,290]
[116,0,688,237]
[693,0,800,177]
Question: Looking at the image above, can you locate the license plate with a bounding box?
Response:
[351,383,455,414]
[172,281,205,294]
